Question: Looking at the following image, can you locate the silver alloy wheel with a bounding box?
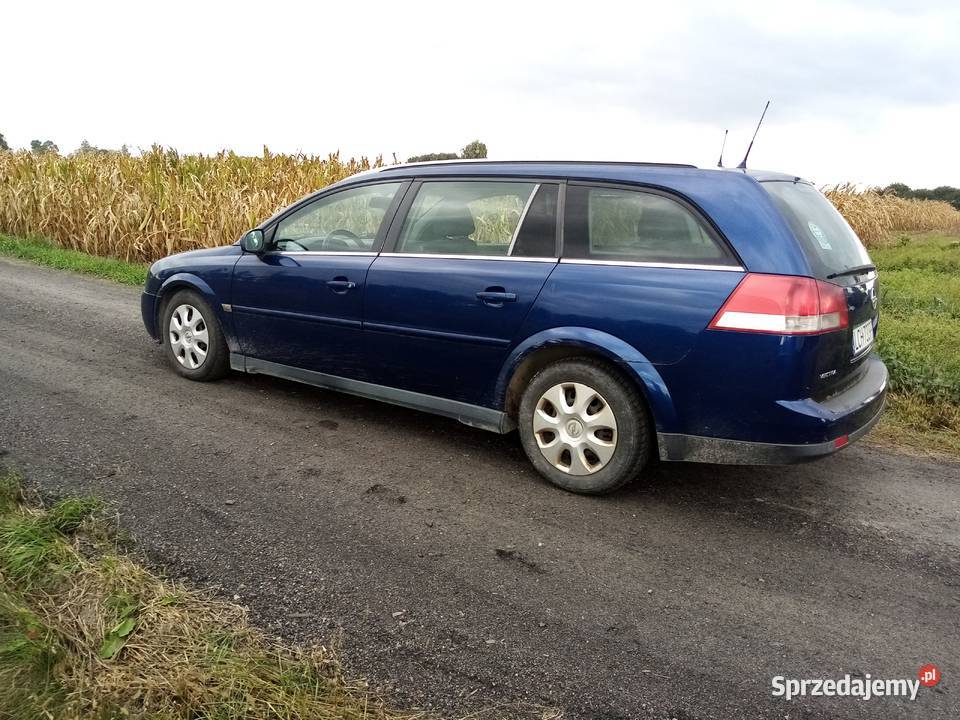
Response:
[532,382,618,475]
[168,303,209,370]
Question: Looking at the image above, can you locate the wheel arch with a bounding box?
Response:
[495,328,679,435]
[156,273,237,351]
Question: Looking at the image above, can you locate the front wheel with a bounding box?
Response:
[160,289,229,381]
[518,359,653,495]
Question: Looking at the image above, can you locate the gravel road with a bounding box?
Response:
[1,256,957,719]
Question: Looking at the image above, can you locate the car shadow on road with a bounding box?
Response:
[232,369,854,514]
[208,369,950,576]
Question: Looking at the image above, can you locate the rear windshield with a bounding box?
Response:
[762,180,872,278]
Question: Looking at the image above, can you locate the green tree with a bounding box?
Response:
[407,139,488,163]
[460,139,487,159]
[0,133,9,151]
[30,139,59,155]
[76,139,112,155]
[883,182,960,211]
[406,151,459,163]
[882,183,911,198]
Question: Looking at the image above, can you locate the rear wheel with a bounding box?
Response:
[160,289,228,381]
[518,359,652,494]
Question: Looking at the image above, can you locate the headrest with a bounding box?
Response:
[424,202,476,238]
[637,206,689,241]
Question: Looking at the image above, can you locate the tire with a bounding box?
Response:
[160,289,229,381]
[518,358,653,495]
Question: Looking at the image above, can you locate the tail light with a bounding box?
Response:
[709,273,849,335]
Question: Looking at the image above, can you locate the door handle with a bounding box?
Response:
[476,289,518,307]
[326,277,356,294]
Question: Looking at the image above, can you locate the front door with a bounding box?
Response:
[231,181,406,378]
[363,180,560,405]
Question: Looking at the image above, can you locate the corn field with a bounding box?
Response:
[0,148,379,263]
[1,149,958,263]
[823,183,960,246]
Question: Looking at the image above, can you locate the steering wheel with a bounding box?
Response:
[322,229,362,251]
[277,238,310,251]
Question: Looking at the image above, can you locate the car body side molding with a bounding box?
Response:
[232,353,516,433]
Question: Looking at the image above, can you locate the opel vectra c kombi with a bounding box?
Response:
[141,161,887,494]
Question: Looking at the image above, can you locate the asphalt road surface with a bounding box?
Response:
[1,257,957,719]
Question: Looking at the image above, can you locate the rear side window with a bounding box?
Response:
[396,181,556,257]
[762,181,872,278]
[563,185,735,265]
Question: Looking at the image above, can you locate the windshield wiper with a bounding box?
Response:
[826,264,876,280]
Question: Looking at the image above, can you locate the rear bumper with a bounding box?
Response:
[659,354,888,464]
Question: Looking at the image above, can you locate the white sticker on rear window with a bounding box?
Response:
[808,221,832,250]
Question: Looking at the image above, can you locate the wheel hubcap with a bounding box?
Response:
[533,382,618,476]
[169,304,209,369]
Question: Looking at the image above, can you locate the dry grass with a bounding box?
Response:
[0,472,418,720]
[869,392,960,458]
[824,184,960,247]
[0,148,379,263]
[0,470,559,720]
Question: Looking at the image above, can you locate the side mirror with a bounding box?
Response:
[241,229,265,253]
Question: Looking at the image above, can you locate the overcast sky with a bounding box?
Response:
[3,0,958,187]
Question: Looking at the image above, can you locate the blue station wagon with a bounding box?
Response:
[141,161,887,494]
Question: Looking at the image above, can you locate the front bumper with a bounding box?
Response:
[141,291,160,341]
[659,354,888,464]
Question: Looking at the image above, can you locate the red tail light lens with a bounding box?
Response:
[709,273,849,335]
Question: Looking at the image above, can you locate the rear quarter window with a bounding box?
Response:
[563,185,737,265]
[761,181,872,278]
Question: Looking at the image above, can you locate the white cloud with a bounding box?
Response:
[2,0,958,187]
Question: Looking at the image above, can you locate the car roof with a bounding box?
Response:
[337,160,808,187]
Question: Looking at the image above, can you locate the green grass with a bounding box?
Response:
[0,469,442,720]
[0,234,148,285]
[871,232,960,455]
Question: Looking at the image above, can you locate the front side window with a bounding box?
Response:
[274,182,402,252]
[396,181,556,257]
[564,185,734,265]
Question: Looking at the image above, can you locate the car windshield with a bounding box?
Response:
[762,180,872,278]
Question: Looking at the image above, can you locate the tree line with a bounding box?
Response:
[883,183,960,211]
[407,139,487,163]
[1,132,489,163]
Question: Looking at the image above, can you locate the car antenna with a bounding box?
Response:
[737,100,770,169]
[717,129,728,168]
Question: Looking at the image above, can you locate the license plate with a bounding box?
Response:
[852,319,874,356]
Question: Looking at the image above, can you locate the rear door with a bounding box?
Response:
[761,180,879,397]
[363,179,560,405]
[231,181,406,378]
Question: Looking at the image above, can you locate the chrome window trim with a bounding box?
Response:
[268,250,379,257]
[559,258,745,272]
[378,252,558,262]
[506,182,541,257]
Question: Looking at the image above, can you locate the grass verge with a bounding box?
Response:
[871,232,960,457]
[0,469,423,720]
[0,234,148,285]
